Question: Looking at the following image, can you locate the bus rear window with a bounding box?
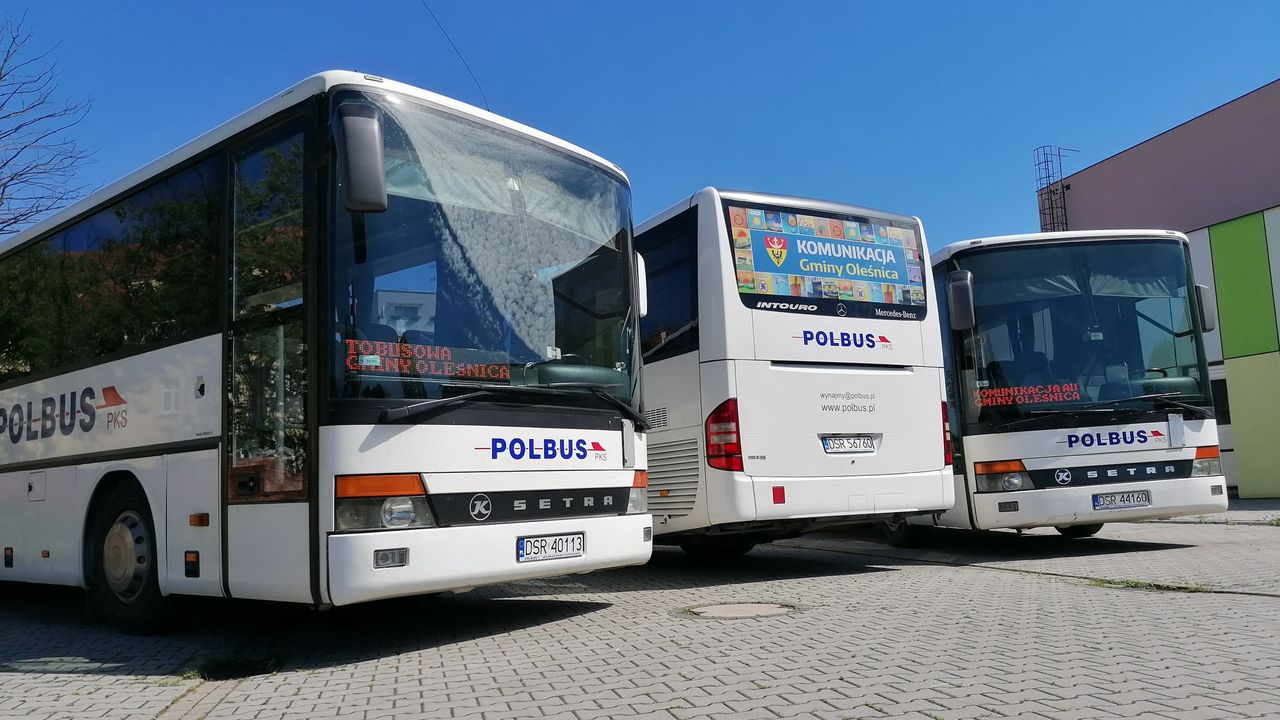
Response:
[724,202,927,321]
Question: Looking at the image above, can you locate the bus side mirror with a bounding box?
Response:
[947,270,976,331]
[337,103,388,213]
[1196,284,1217,332]
[636,252,649,319]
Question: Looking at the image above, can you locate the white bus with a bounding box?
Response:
[0,71,653,633]
[909,230,1228,544]
[634,189,953,556]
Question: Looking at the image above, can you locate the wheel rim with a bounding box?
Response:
[102,510,151,604]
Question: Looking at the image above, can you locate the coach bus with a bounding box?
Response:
[0,71,653,632]
[903,230,1228,544]
[634,189,952,557]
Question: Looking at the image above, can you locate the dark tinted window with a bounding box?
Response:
[1211,377,1231,425]
[637,206,698,363]
[0,155,224,385]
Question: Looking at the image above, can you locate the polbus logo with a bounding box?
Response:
[1062,429,1166,449]
[795,330,892,350]
[0,386,128,445]
[476,437,607,461]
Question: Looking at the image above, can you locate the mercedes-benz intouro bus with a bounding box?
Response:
[634,189,952,556]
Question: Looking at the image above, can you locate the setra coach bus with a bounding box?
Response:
[900,230,1229,544]
[0,71,653,632]
[635,189,953,556]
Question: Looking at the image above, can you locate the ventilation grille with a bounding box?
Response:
[644,406,670,429]
[647,437,700,518]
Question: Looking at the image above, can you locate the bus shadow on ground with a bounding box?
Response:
[0,581,609,677]
[801,524,1195,566]
[493,543,896,598]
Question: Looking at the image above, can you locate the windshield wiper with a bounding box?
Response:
[997,407,1119,433]
[1081,392,1213,419]
[380,390,492,422]
[442,382,651,430]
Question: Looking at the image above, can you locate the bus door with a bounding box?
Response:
[224,126,313,602]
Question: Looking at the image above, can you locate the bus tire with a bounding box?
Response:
[679,541,755,560]
[88,483,174,635]
[876,518,927,548]
[1055,523,1104,539]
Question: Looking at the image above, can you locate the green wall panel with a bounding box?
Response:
[1224,352,1280,498]
[1209,213,1279,358]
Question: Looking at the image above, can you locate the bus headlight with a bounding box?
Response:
[627,488,648,514]
[1191,446,1222,477]
[335,474,436,531]
[336,497,436,531]
[381,496,417,527]
[974,461,1031,492]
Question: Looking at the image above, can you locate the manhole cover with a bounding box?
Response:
[685,602,797,619]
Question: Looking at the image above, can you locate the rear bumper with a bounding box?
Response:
[326,514,652,606]
[971,475,1229,530]
[708,468,953,525]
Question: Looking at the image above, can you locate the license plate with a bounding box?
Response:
[516,533,584,563]
[1092,490,1152,510]
[821,434,875,454]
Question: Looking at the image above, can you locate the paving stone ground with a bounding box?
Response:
[2,522,1279,720]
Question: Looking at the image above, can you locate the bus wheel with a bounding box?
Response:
[876,518,927,548]
[1055,523,1104,539]
[679,541,755,560]
[89,483,173,634]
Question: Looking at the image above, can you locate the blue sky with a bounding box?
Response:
[14,1,1280,246]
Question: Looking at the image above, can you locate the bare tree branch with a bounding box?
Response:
[0,13,91,236]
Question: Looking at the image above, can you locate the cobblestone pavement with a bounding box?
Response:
[2,522,1279,720]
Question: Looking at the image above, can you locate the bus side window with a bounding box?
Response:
[636,206,698,363]
[229,130,308,502]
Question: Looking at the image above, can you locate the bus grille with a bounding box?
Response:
[644,405,669,429]
[647,437,700,518]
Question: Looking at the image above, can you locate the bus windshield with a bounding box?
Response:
[330,91,636,406]
[953,239,1210,433]
[723,200,928,320]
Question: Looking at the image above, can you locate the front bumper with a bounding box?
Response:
[327,513,652,606]
[971,475,1229,530]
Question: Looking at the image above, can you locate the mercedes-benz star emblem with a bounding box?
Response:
[469,493,493,521]
[1054,468,1072,485]
[836,303,847,317]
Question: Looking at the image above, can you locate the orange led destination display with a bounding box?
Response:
[974,383,1082,408]
[344,339,511,382]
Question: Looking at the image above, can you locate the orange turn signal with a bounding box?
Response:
[336,474,425,498]
[189,513,210,527]
[632,470,649,488]
[1195,446,1221,459]
[974,460,1027,475]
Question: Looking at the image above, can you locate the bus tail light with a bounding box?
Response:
[628,470,649,514]
[942,402,952,466]
[706,399,744,472]
[335,474,437,531]
[1192,446,1222,477]
[974,460,1030,492]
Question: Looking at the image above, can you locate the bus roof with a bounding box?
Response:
[932,229,1189,267]
[0,70,628,258]
[636,187,921,236]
